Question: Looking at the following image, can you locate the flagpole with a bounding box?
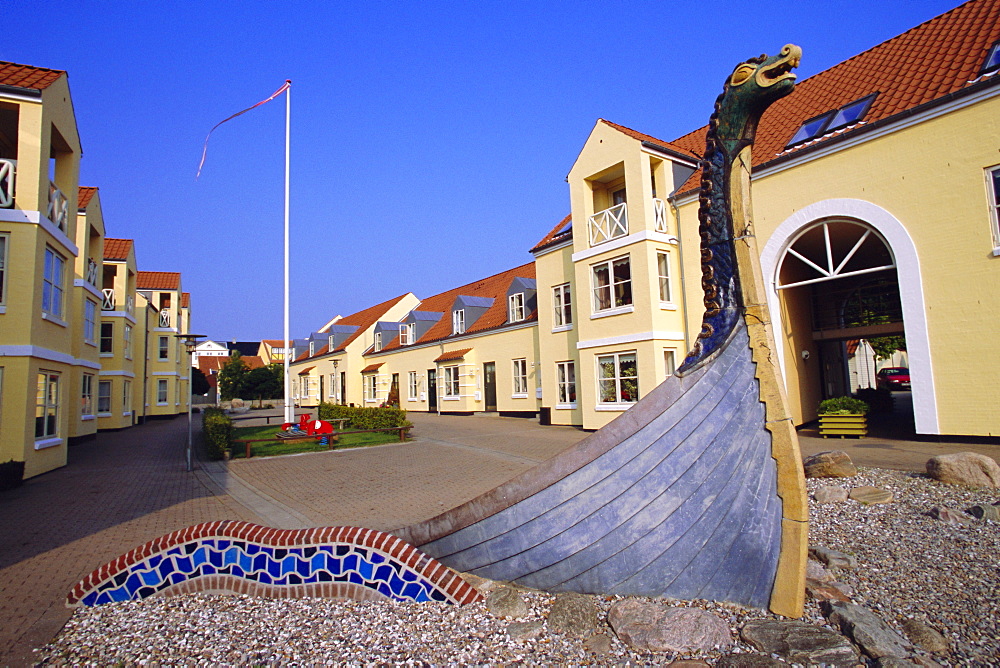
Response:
[283,80,293,424]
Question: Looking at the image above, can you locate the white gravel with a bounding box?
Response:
[35,467,1000,666]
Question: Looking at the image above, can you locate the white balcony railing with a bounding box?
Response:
[102,288,115,310]
[0,159,14,208]
[159,309,171,328]
[653,197,669,234]
[48,182,68,232]
[86,259,99,286]
[588,202,628,246]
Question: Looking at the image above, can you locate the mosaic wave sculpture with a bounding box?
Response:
[67,521,482,608]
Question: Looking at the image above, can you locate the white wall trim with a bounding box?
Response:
[99,370,136,378]
[760,198,938,434]
[152,371,180,376]
[74,280,103,299]
[577,330,686,350]
[0,345,102,369]
[34,437,63,450]
[101,310,137,324]
[572,230,677,263]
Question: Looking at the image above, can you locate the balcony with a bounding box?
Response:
[589,203,628,246]
[48,182,68,232]
[159,309,171,328]
[86,259,99,287]
[653,198,669,234]
[0,159,14,208]
[101,288,115,310]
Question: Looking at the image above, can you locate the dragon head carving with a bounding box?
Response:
[715,44,801,147]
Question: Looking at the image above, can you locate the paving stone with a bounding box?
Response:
[849,486,894,504]
[809,546,857,570]
[822,601,911,659]
[815,485,850,503]
[740,619,859,666]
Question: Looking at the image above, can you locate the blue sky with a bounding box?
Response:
[5,0,961,342]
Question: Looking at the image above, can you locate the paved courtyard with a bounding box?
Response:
[2,404,997,665]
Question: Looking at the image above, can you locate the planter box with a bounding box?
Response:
[819,413,868,438]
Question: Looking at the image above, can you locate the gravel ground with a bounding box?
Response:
[35,468,1000,666]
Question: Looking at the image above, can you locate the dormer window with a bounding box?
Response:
[309,341,315,356]
[982,41,1000,75]
[374,331,382,352]
[786,94,877,148]
[328,335,335,349]
[508,293,525,322]
[452,309,465,335]
[400,323,414,345]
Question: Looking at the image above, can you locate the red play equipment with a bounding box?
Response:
[280,413,335,438]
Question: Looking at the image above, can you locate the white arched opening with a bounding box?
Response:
[760,199,938,435]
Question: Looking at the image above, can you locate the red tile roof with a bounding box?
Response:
[262,339,287,347]
[434,348,472,363]
[673,0,1000,194]
[327,294,412,354]
[181,293,190,308]
[361,363,384,373]
[103,238,133,261]
[297,366,315,375]
[77,187,97,210]
[530,214,573,253]
[136,271,180,290]
[0,61,65,90]
[599,119,699,160]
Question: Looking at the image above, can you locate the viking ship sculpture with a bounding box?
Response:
[396,45,809,617]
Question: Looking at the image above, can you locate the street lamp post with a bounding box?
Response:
[177,334,206,472]
[332,359,339,404]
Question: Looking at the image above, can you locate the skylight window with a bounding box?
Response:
[785,94,877,148]
[983,41,1000,74]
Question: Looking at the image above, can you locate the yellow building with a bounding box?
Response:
[0,62,84,477]
[97,238,138,431]
[136,271,190,419]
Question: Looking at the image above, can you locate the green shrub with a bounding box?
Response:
[818,396,869,415]
[202,406,234,460]
[0,460,25,491]
[855,387,894,414]
[316,402,411,430]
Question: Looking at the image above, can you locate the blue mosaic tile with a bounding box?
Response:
[370,552,385,565]
[141,569,160,586]
[377,582,393,598]
[209,551,223,568]
[336,545,349,557]
[374,564,393,582]
[176,556,192,573]
[343,554,358,572]
[358,560,373,581]
[148,555,162,568]
[348,572,363,585]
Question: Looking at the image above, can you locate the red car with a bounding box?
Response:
[876,367,911,390]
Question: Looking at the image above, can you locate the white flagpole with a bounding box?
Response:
[283,80,293,424]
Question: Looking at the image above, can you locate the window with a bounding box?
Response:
[328,335,335,349]
[301,377,313,399]
[664,349,677,380]
[157,379,168,404]
[123,381,131,414]
[988,165,1000,252]
[786,94,876,148]
[508,293,525,322]
[309,341,315,356]
[158,336,169,360]
[553,283,572,328]
[399,323,414,346]
[512,358,528,395]
[444,365,460,397]
[452,309,465,335]
[408,371,419,399]
[83,300,97,343]
[373,332,382,352]
[557,361,576,405]
[657,252,673,303]
[597,352,638,405]
[592,256,632,312]
[365,374,378,401]
[99,322,113,354]
[42,247,65,319]
[124,325,132,359]
[81,374,94,416]
[35,372,60,439]
[98,380,112,414]
[981,40,1000,74]
[0,233,7,305]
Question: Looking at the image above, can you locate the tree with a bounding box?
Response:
[218,352,250,401]
[244,365,283,407]
[191,366,210,396]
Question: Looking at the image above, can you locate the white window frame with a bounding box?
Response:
[98,379,112,414]
[408,371,419,401]
[328,335,335,349]
[556,361,576,408]
[512,358,528,396]
[35,372,60,440]
[81,373,94,417]
[157,379,168,405]
[596,351,639,407]
[443,365,460,398]
[301,376,313,400]
[374,332,382,352]
[123,380,132,416]
[452,309,465,335]
[309,341,315,356]
[158,336,169,361]
[399,323,414,346]
[0,233,7,307]
[591,255,632,315]
[84,299,97,344]
[988,165,1000,255]
[552,283,572,330]
[42,246,65,320]
[124,324,132,359]
[657,251,673,305]
[100,322,114,355]
[508,293,525,323]
[664,349,677,380]
[365,374,378,402]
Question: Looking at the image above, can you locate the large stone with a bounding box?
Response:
[814,485,850,503]
[809,546,857,570]
[806,580,852,602]
[667,661,711,667]
[505,619,544,640]
[849,486,894,504]
[608,600,732,653]
[716,654,789,666]
[547,593,600,636]
[740,620,859,666]
[899,618,949,653]
[966,504,1000,521]
[485,586,529,619]
[806,559,835,583]
[926,452,1000,489]
[822,601,911,659]
[582,632,613,656]
[875,658,923,668]
[803,451,858,478]
[927,506,972,525]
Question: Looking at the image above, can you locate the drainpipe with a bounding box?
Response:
[668,193,692,356]
[140,303,151,424]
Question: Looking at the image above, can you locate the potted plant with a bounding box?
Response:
[817,396,869,438]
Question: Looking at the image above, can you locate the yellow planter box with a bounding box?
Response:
[819,414,868,438]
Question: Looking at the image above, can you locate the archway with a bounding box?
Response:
[759,199,938,435]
